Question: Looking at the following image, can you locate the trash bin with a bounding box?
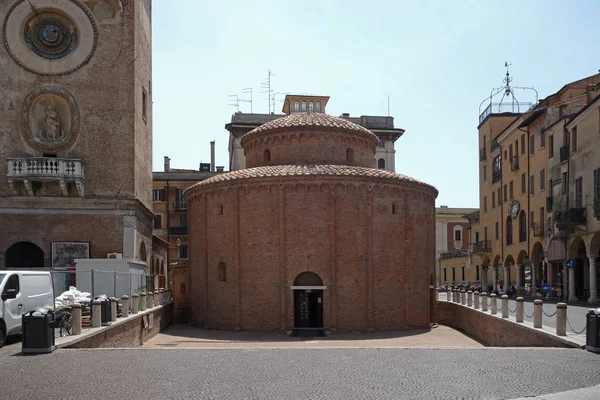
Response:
[90,295,111,326]
[22,309,55,354]
[586,308,600,353]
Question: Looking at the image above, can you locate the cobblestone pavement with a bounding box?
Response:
[0,345,599,399]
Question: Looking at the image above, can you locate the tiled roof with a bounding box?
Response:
[241,113,379,144]
[185,165,438,195]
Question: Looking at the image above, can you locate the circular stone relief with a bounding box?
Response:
[20,85,81,152]
[3,0,98,76]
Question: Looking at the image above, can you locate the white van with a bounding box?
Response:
[0,271,54,347]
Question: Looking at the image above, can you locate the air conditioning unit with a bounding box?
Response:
[107,253,123,259]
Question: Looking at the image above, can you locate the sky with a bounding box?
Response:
[151,0,600,208]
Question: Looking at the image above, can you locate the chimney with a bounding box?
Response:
[210,141,215,172]
[163,156,171,172]
[342,113,350,118]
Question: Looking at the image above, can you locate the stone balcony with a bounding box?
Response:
[7,157,85,197]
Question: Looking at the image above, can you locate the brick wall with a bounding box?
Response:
[446,222,470,250]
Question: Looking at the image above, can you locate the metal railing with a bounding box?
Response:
[510,156,519,171]
[439,249,470,260]
[492,171,502,184]
[556,208,586,229]
[533,221,545,237]
[169,226,188,235]
[479,102,535,124]
[472,240,492,253]
[173,200,186,210]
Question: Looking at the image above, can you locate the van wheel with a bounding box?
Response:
[0,322,6,348]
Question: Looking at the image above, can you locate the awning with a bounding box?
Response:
[547,238,566,262]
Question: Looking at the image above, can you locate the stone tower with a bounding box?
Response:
[0,0,154,269]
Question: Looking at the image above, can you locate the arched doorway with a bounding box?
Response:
[292,272,324,334]
[568,236,587,300]
[5,242,44,269]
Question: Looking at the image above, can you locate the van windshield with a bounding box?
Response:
[0,273,5,284]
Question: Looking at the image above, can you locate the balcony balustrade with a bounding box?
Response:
[7,157,84,196]
[556,207,586,230]
[472,240,492,254]
[533,222,545,237]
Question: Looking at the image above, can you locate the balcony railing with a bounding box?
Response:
[556,207,586,230]
[479,148,486,161]
[7,157,85,196]
[169,226,188,236]
[492,171,502,184]
[560,145,569,162]
[173,200,186,210]
[472,240,492,253]
[595,198,600,218]
[439,249,470,260]
[479,102,535,124]
[533,221,545,237]
[510,156,519,171]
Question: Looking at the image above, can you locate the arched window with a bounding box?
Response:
[139,242,147,261]
[294,101,299,112]
[308,102,314,112]
[316,102,321,112]
[519,210,527,242]
[218,262,227,282]
[377,158,385,170]
[506,216,513,245]
[345,148,353,162]
[264,149,271,163]
[301,101,307,112]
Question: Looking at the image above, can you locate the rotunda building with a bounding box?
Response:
[184,113,438,333]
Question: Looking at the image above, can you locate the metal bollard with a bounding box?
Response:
[461,290,466,305]
[131,293,139,314]
[71,302,82,335]
[533,299,542,328]
[556,302,567,336]
[467,291,473,307]
[481,292,488,312]
[501,295,508,318]
[491,293,497,315]
[447,289,451,302]
[141,292,147,311]
[109,297,117,322]
[516,297,524,323]
[474,291,480,310]
[122,295,129,318]
[92,300,101,328]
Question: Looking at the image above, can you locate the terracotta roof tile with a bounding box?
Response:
[241,112,379,144]
[185,165,438,195]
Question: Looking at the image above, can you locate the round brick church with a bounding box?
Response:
[184,113,438,333]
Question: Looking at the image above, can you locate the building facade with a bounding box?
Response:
[0,0,163,274]
[476,71,600,302]
[186,112,437,333]
[225,95,404,172]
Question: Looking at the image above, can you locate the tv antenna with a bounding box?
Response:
[228,94,240,112]
[478,62,538,119]
[240,88,253,113]
[261,69,275,113]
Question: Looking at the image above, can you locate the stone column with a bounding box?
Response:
[131,293,139,314]
[92,300,101,328]
[516,297,524,323]
[147,291,154,308]
[481,292,488,311]
[467,291,473,307]
[446,289,451,302]
[569,264,577,302]
[122,295,129,318]
[547,263,553,286]
[504,265,510,293]
[516,264,523,289]
[589,256,598,303]
[533,299,542,328]
[109,297,117,322]
[482,266,489,292]
[71,303,82,335]
[474,291,480,310]
[556,303,567,336]
[501,295,508,318]
[490,293,497,315]
[492,266,498,292]
[141,292,147,311]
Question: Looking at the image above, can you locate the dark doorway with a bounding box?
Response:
[575,258,585,299]
[292,272,324,337]
[5,242,44,268]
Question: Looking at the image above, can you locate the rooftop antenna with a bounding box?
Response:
[228,94,240,112]
[261,69,275,113]
[387,95,390,116]
[478,62,539,121]
[240,88,253,113]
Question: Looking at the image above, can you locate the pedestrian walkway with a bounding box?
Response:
[508,384,600,400]
[143,324,485,349]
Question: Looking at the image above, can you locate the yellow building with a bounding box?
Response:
[476,69,600,299]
